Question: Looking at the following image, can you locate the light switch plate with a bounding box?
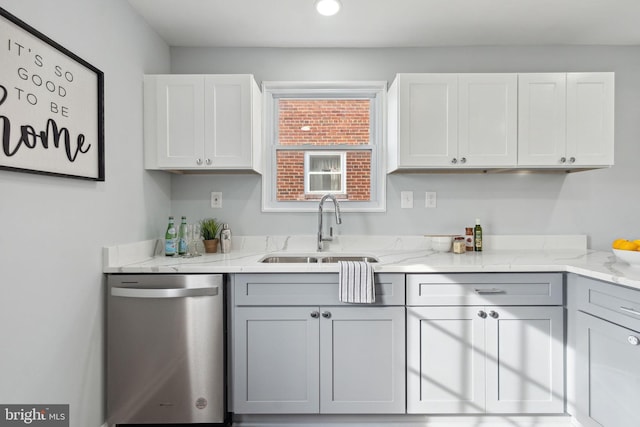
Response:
[425,192,437,208]
[401,191,413,209]
[211,192,222,208]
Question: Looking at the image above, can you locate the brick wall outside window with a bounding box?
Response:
[277,99,371,201]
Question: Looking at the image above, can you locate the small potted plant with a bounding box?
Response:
[200,218,222,253]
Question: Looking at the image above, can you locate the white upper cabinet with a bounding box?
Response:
[388,74,459,168]
[458,74,517,167]
[389,72,614,172]
[388,73,517,171]
[518,73,567,166]
[566,73,615,167]
[144,74,262,172]
[519,72,614,168]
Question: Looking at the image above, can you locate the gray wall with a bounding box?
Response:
[170,46,640,250]
[0,1,170,426]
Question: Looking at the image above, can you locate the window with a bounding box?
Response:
[262,82,387,212]
[305,152,346,195]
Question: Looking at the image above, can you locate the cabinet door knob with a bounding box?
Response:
[321,311,331,319]
[560,157,566,164]
[569,157,576,164]
[460,157,467,164]
[489,310,499,319]
[196,158,203,165]
[310,311,319,318]
[451,158,458,164]
[205,158,212,165]
[628,336,640,346]
[478,310,487,319]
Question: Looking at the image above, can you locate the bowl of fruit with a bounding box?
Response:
[612,239,640,267]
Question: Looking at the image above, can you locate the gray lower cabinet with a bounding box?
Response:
[406,273,565,415]
[234,306,320,414]
[232,273,406,414]
[574,275,640,427]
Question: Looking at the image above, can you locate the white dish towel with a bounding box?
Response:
[338,261,375,304]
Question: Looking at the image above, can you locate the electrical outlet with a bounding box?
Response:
[401,191,413,209]
[211,192,222,208]
[425,191,437,208]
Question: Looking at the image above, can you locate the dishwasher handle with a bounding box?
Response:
[111,286,218,299]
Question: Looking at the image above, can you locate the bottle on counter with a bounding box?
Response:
[465,227,474,252]
[165,216,177,256]
[220,223,231,254]
[178,216,188,255]
[474,218,483,252]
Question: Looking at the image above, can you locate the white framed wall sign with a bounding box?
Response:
[0,7,105,181]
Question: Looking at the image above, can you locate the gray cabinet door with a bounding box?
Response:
[407,306,486,414]
[320,307,406,414]
[407,306,564,415]
[485,306,565,414]
[233,307,320,414]
[576,311,640,427]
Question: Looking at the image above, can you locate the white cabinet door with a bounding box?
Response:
[576,311,640,427]
[485,306,565,414]
[233,307,320,414]
[458,74,517,167]
[151,75,206,168]
[407,306,486,414]
[144,74,261,171]
[518,73,567,166]
[393,74,459,168]
[566,72,615,167]
[204,75,258,169]
[320,307,406,414]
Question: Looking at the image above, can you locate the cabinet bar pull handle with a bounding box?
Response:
[474,288,506,294]
[620,306,640,316]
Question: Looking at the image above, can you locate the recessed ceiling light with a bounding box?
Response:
[315,0,342,16]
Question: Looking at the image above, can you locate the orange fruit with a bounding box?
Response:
[612,238,627,249]
[618,241,639,251]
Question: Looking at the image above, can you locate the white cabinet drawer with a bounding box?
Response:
[407,273,563,306]
[576,275,640,331]
[233,273,405,306]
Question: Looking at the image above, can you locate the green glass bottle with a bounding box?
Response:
[165,216,177,256]
[474,218,483,252]
[178,216,188,255]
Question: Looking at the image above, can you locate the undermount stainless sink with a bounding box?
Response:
[320,256,378,263]
[260,256,319,263]
[259,255,378,264]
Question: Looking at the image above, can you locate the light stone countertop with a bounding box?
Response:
[103,235,640,291]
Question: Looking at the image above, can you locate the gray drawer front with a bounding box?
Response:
[576,275,640,331]
[407,273,563,306]
[234,273,405,306]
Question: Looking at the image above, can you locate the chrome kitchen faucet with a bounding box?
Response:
[317,194,342,251]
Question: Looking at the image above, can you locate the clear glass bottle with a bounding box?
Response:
[178,216,188,255]
[165,216,177,256]
[220,223,231,254]
[474,218,483,252]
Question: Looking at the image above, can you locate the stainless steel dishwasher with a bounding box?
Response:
[107,274,226,425]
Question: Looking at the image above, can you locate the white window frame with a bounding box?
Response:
[262,81,387,212]
[304,151,346,195]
